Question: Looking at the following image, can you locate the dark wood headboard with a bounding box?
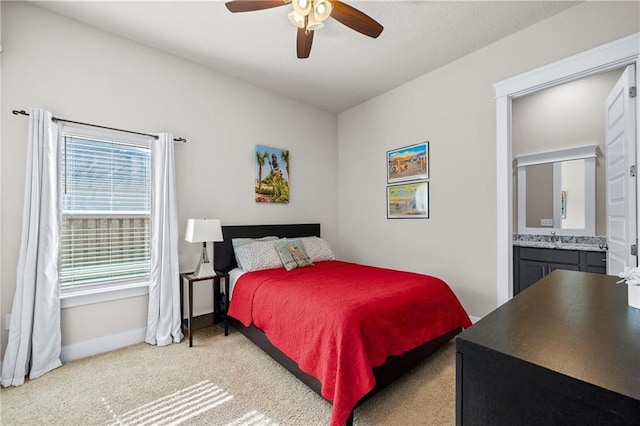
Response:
[213,223,321,273]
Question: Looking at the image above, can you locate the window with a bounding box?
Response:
[60,127,151,293]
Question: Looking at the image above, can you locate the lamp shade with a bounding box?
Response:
[184,219,223,243]
[292,0,311,16]
[314,0,332,21]
[306,13,324,31]
[288,10,306,28]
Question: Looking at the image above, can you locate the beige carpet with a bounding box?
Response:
[0,326,457,425]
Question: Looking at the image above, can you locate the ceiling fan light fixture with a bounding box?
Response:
[224,0,383,59]
[292,0,312,16]
[313,0,332,21]
[306,11,325,31]
[306,20,324,32]
[288,10,306,28]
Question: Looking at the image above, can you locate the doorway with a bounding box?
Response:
[494,33,640,306]
[512,69,625,236]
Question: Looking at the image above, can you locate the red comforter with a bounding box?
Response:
[228,260,471,426]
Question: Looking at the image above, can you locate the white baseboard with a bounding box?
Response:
[43,315,484,365]
[60,327,147,363]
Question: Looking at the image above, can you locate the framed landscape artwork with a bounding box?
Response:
[255,145,289,203]
[387,142,429,184]
[387,181,429,219]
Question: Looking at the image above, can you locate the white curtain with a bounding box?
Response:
[1,108,62,387]
[146,133,183,346]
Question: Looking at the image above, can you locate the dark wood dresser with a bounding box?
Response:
[456,270,640,425]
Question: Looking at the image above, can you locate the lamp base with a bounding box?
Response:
[193,261,215,278]
[192,242,215,278]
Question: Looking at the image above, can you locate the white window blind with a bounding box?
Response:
[60,133,151,289]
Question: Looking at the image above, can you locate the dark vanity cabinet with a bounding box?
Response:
[513,246,606,294]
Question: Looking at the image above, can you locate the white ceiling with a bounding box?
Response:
[31,1,579,113]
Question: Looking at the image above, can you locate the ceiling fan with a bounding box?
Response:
[225,0,383,59]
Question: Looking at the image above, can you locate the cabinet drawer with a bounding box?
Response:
[548,262,580,273]
[519,247,580,264]
[586,251,607,267]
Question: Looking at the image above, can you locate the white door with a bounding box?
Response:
[606,64,637,275]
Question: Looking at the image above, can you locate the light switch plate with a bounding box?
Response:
[541,219,553,226]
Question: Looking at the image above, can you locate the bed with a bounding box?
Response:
[213,223,471,426]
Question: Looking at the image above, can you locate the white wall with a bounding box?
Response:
[1,2,338,358]
[338,1,640,318]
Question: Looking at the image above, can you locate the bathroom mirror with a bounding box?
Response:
[516,145,597,236]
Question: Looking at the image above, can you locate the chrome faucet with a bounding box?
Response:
[550,231,560,243]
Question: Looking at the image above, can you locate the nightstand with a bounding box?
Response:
[179,271,230,347]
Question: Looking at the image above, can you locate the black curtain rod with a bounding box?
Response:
[12,110,186,143]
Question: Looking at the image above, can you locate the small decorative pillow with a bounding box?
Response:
[232,236,279,269]
[300,237,335,262]
[273,238,314,271]
[234,240,283,272]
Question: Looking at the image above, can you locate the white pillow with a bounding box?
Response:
[232,236,279,269]
[234,240,284,272]
[300,237,335,262]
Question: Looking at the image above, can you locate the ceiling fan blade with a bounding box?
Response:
[225,0,289,13]
[297,28,314,59]
[329,1,383,38]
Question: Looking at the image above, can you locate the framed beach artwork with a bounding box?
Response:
[387,142,429,184]
[387,181,429,219]
[255,145,289,203]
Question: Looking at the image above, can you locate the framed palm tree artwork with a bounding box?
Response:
[255,145,290,203]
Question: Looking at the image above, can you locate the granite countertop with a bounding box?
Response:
[513,234,607,252]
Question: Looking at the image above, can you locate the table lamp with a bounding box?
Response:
[184,219,223,278]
